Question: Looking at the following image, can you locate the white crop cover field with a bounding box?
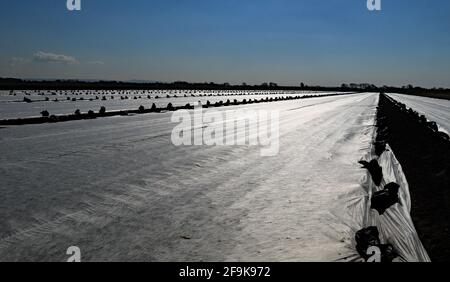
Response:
[0,92,383,261]
[0,90,349,120]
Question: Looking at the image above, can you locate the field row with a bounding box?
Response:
[0,90,349,120]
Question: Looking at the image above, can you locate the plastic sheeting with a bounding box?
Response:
[345,144,430,262]
[0,93,383,261]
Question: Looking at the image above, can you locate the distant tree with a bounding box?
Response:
[300,82,305,88]
[41,110,50,117]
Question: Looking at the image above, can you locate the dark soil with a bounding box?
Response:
[376,94,450,261]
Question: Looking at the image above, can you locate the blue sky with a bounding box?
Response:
[1,0,449,87]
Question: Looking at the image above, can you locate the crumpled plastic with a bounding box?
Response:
[356,144,430,262]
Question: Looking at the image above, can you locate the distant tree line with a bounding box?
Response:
[1,78,449,100]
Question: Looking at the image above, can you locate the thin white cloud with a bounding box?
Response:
[33,51,79,64]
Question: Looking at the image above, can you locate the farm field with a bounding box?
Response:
[0,90,349,120]
[0,92,379,261]
[388,93,450,133]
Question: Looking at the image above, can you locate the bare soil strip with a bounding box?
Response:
[377,94,450,261]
